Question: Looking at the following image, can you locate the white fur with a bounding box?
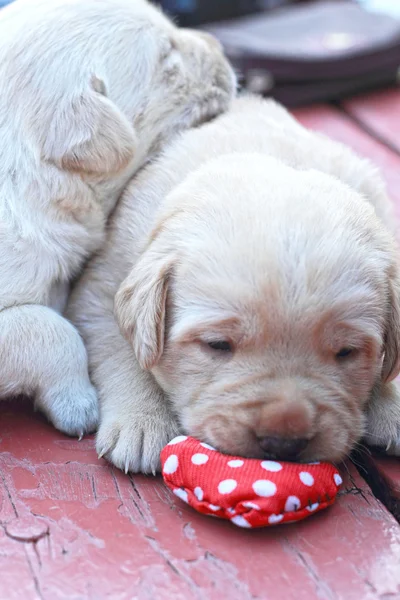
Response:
[67,95,400,472]
[0,0,235,435]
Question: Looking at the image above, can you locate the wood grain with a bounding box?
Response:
[1,401,400,599]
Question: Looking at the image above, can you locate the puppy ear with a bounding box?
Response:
[382,263,400,382]
[115,241,174,371]
[42,77,137,174]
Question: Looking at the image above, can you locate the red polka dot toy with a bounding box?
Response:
[161,436,343,528]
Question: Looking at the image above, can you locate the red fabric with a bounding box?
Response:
[161,436,342,528]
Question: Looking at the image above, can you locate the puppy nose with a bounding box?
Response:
[258,436,308,461]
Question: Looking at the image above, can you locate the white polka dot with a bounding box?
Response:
[208,504,221,511]
[243,502,260,510]
[163,454,179,474]
[218,479,238,495]
[252,479,277,497]
[194,487,204,501]
[306,503,319,512]
[227,507,236,515]
[173,488,188,503]
[227,459,244,468]
[191,453,209,465]
[231,515,252,528]
[285,496,301,512]
[200,442,216,451]
[168,435,188,445]
[261,460,283,473]
[268,514,284,524]
[299,471,315,487]
[334,473,343,486]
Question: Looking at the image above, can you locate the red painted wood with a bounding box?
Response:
[343,89,400,153]
[372,456,400,500]
[1,401,400,599]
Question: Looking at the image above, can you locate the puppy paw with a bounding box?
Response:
[96,404,180,474]
[364,380,400,456]
[36,380,99,438]
[385,437,400,457]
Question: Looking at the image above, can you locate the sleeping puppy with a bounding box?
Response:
[67,96,400,473]
[0,0,235,436]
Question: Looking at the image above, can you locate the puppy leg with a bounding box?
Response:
[364,380,400,455]
[0,305,98,436]
[72,304,180,473]
[96,353,180,474]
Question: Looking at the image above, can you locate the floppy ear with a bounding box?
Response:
[114,240,174,371]
[382,262,400,383]
[42,77,137,174]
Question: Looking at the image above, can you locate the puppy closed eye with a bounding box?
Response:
[335,347,356,361]
[208,340,232,352]
[197,339,234,358]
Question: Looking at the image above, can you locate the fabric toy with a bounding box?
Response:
[161,436,343,528]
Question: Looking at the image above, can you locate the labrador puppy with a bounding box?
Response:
[67,95,400,473]
[0,0,235,436]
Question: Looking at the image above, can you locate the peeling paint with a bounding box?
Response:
[2,379,400,599]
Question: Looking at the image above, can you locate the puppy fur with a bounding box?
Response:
[67,95,400,473]
[0,0,235,435]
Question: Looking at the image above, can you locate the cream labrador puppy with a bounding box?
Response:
[67,96,400,473]
[0,0,235,436]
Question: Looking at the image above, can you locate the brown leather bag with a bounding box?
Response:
[203,1,400,106]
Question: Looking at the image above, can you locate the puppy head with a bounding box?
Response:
[21,0,235,180]
[109,24,236,161]
[115,154,400,463]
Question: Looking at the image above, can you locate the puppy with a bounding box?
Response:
[67,95,400,473]
[0,0,235,436]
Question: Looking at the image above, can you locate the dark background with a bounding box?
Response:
[156,0,300,26]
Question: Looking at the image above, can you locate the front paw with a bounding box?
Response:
[385,438,400,457]
[96,405,180,474]
[364,380,400,456]
[37,379,99,438]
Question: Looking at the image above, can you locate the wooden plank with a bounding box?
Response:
[343,89,400,154]
[373,456,400,501]
[363,453,400,510]
[1,401,400,599]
